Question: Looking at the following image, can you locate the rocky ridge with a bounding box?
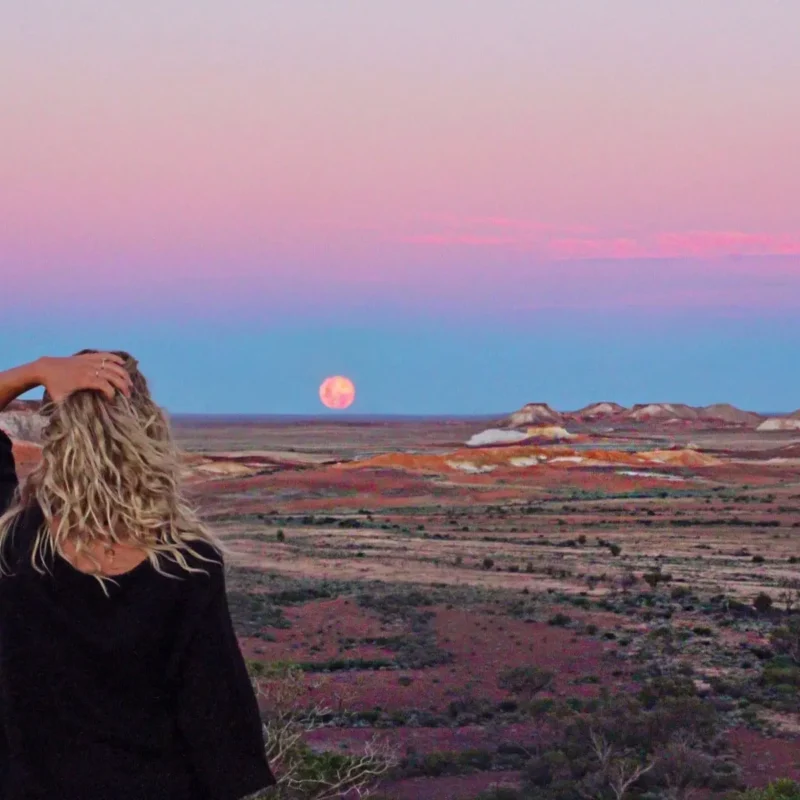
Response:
[502,402,768,429]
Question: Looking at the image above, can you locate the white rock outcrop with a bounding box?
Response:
[525,425,575,441]
[0,411,46,442]
[466,429,530,447]
[757,418,800,432]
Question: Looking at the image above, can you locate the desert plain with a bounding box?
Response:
[164,402,800,799]
[4,401,800,798]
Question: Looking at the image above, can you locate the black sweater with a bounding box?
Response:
[0,430,275,799]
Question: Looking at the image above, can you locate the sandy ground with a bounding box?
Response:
[11,417,795,798]
[168,418,800,795]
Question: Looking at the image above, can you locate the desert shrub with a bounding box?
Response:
[353,590,454,669]
[527,698,556,716]
[269,585,338,605]
[637,676,697,709]
[399,747,504,778]
[256,664,397,799]
[770,617,800,665]
[646,696,720,746]
[649,626,673,640]
[391,635,454,669]
[447,693,494,723]
[499,665,554,702]
[650,739,723,798]
[276,529,286,542]
[726,780,800,800]
[761,661,800,688]
[297,657,394,673]
[514,687,728,800]
[357,588,433,616]
[777,589,800,613]
[483,557,495,570]
[609,543,622,557]
[548,613,572,627]
[643,570,673,590]
[753,593,774,614]
[337,518,362,529]
[228,591,292,636]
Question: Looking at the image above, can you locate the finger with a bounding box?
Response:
[78,352,125,367]
[85,367,125,396]
[97,352,125,367]
[102,363,132,392]
[89,377,116,401]
[104,371,131,397]
[81,360,130,392]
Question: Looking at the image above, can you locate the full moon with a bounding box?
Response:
[319,376,356,410]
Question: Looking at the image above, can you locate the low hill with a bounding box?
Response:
[626,403,700,422]
[574,402,626,419]
[504,403,562,428]
[699,404,763,426]
[504,401,764,428]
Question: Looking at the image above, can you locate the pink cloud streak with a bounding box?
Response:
[402,234,521,246]
[402,224,800,260]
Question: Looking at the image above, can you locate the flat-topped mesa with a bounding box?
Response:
[626,403,701,422]
[504,402,562,428]
[624,403,763,427]
[504,401,765,429]
[573,402,626,419]
[699,403,763,427]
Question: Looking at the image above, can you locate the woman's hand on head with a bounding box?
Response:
[37,353,133,403]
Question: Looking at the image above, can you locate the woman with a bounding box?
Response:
[0,351,275,799]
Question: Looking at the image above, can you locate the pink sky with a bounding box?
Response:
[1,1,798,313]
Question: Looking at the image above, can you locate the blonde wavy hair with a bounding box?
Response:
[0,349,226,591]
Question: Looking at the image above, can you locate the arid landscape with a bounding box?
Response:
[3,401,800,799]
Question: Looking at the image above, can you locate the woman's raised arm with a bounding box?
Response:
[0,354,132,412]
[0,354,133,515]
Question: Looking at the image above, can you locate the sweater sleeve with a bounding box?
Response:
[176,559,276,800]
[0,430,19,516]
